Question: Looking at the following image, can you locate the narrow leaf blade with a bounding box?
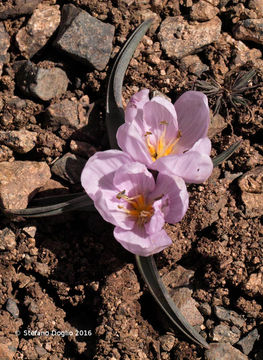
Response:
[136,255,210,349]
[213,140,242,168]
[106,18,153,149]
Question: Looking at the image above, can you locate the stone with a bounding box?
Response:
[0,23,10,77]
[51,152,86,184]
[70,140,96,159]
[0,129,37,154]
[211,324,241,344]
[162,265,195,288]
[0,145,13,162]
[214,306,245,327]
[0,160,51,209]
[248,0,263,18]
[172,288,204,327]
[208,113,228,138]
[0,228,16,251]
[34,262,50,277]
[22,226,37,238]
[16,61,69,101]
[34,345,47,356]
[244,271,263,296]
[158,16,221,60]
[233,19,263,45]
[233,40,263,67]
[54,4,115,70]
[0,340,17,360]
[160,334,175,352]
[180,55,209,76]
[0,0,41,20]
[45,98,88,130]
[6,299,19,318]
[16,4,61,58]
[238,167,263,217]
[199,303,212,316]
[190,0,219,21]
[237,328,260,355]
[205,342,248,360]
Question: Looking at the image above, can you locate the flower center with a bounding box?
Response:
[116,191,154,226]
[145,122,181,161]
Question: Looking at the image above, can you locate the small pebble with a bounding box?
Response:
[160,334,175,352]
[6,298,19,318]
[16,61,69,101]
[0,228,16,251]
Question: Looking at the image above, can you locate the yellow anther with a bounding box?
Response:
[145,123,182,161]
[117,192,154,226]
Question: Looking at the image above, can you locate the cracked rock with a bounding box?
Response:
[54,4,115,70]
[158,16,221,59]
[16,4,61,58]
[233,19,263,45]
[0,129,37,154]
[0,160,51,209]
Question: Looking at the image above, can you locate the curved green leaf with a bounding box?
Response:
[136,255,210,349]
[106,18,154,149]
[212,140,242,168]
[3,193,94,218]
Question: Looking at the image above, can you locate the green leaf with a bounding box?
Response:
[212,140,242,168]
[136,255,210,349]
[3,193,94,218]
[106,18,153,149]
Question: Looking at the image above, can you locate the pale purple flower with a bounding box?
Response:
[81,150,189,256]
[117,90,213,184]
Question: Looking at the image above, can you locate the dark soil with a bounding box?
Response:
[0,0,262,359]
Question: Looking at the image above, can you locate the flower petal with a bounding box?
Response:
[174,91,210,152]
[151,151,213,184]
[113,162,155,197]
[125,89,150,124]
[144,199,165,235]
[144,97,178,143]
[150,173,189,224]
[114,226,172,256]
[81,150,132,200]
[117,122,152,166]
[93,189,134,230]
[190,137,211,155]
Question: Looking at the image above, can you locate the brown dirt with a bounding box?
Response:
[0,0,262,359]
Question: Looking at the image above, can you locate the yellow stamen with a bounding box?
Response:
[145,123,181,161]
[116,192,154,226]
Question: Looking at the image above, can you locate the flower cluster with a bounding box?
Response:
[81,90,213,256]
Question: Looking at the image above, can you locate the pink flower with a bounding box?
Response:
[117,90,213,184]
[81,150,189,256]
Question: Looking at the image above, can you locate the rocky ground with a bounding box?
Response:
[0,0,263,359]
